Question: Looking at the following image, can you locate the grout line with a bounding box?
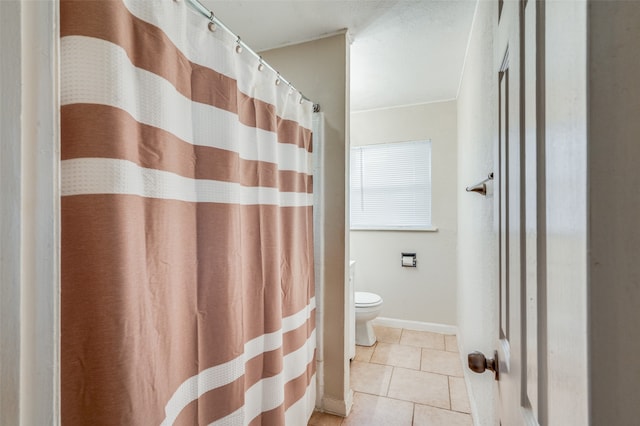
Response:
[447,376,452,411]
[411,403,416,425]
[394,365,463,380]
[369,342,378,363]
[385,366,394,397]
[352,388,433,408]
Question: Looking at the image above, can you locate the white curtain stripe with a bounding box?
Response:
[209,331,316,426]
[60,36,312,174]
[61,158,313,207]
[161,298,316,426]
[61,36,193,144]
[120,0,313,129]
[284,375,317,426]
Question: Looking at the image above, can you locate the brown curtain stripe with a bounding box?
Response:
[61,104,313,194]
[63,196,314,340]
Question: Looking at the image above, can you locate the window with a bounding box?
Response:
[350,140,432,230]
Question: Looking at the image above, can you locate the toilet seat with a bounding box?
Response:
[355,291,383,308]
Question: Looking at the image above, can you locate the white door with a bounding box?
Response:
[468,1,545,424]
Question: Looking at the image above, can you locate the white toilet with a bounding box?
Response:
[355,291,384,346]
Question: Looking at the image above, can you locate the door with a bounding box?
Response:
[468,1,546,424]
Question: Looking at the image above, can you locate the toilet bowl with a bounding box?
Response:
[355,291,383,346]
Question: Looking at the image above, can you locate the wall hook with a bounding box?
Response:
[465,172,494,196]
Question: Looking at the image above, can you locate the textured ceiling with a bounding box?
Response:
[202,0,477,111]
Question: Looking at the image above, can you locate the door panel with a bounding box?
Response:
[498,58,509,345]
[496,1,540,424]
[468,2,549,423]
[523,1,544,423]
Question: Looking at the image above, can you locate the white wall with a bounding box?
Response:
[455,1,498,425]
[350,101,458,325]
[544,1,589,423]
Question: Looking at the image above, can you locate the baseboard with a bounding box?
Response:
[373,317,458,335]
[321,389,353,417]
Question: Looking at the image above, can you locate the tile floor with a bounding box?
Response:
[308,326,473,426]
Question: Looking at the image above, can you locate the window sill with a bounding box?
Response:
[350,226,439,232]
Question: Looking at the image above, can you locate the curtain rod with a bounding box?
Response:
[185,0,320,112]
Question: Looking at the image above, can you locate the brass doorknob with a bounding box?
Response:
[467,350,499,380]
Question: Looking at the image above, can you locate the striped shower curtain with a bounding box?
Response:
[60,1,316,424]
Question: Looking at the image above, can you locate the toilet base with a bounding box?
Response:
[355,320,377,346]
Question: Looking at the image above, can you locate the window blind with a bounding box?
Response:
[350,140,432,230]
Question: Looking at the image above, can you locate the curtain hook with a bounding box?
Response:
[275,73,281,86]
[258,56,265,72]
[207,12,216,32]
[235,37,243,54]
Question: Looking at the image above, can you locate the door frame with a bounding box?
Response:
[0,1,60,424]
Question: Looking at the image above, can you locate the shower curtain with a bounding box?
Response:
[60,1,315,424]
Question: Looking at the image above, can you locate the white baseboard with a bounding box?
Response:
[321,389,353,417]
[373,317,458,335]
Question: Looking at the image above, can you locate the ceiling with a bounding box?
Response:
[202,1,478,111]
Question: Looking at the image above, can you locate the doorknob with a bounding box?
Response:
[468,350,499,380]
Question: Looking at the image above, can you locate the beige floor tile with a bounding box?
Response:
[449,377,471,413]
[399,329,445,350]
[308,410,344,426]
[413,404,473,426]
[354,344,376,363]
[350,360,393,396]
[387,367,450,409]
[342,392,413,426]
[445,335,459,353]
[421,349,464,377]
[370,342,421,370]
[373,325,402,344]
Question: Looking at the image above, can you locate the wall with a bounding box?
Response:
[544,1,589,423]
[455,1,499,424]
[262,33,352,416]
[588,2,640,423]
[350,101,458,325]
[0,2,23,423]
[0,0,60,424]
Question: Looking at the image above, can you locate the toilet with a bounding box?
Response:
[355,291,384,346]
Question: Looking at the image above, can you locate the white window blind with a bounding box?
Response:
[350,140,432,230]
